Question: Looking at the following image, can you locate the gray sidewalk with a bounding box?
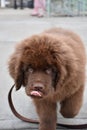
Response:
[0,9,87,130]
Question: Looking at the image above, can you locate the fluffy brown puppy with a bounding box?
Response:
[8,28,86,130]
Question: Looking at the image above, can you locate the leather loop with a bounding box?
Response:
[8,84,87,129]
[8,84,38,124]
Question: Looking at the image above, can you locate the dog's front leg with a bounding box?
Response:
[34,100,57,130]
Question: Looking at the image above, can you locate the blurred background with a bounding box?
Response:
[0,0,87,16]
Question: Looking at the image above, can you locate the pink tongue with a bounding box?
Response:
[30,91,41,97]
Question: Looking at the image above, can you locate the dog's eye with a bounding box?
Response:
[28,67,34,73]
[45,68,52,75]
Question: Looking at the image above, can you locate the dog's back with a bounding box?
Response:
[44,28,86,66]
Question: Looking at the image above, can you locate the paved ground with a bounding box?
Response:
[0,8,87,130]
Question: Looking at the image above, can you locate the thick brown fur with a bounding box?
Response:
[8,28,86,130]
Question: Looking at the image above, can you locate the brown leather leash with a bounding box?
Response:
[8,84,87,129]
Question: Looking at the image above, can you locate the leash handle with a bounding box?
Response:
[8,84,87,129]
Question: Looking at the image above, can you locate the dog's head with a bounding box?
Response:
[8,34,75,99]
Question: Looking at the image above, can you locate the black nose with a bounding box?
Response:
[33,83,44,91]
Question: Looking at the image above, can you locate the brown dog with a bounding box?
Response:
[8,28,86,130]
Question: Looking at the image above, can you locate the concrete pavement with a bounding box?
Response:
[0,9,87,130]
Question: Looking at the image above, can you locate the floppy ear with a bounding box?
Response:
[15,62,24,90]
[8,53,24,90]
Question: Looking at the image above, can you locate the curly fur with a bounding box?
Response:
[8,28,86,130]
